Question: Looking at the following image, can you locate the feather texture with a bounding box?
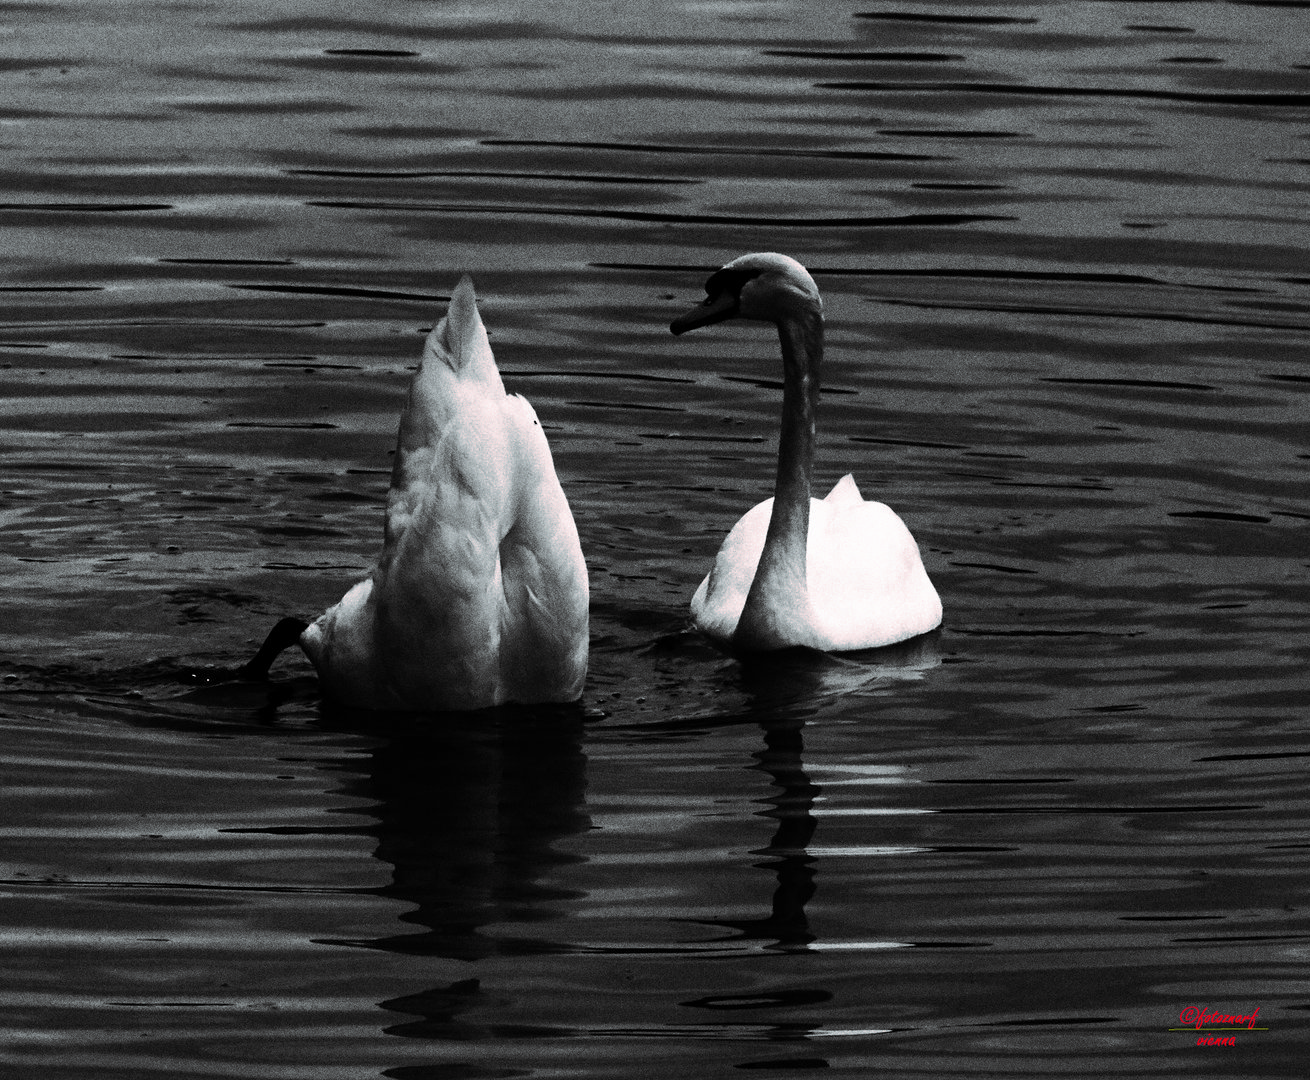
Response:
[300,276,588,710]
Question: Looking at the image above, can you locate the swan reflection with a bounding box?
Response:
[338,706,590,962]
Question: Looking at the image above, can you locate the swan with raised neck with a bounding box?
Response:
[672,252,941,653]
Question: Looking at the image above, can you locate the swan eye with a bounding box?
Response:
[704,267,762,303]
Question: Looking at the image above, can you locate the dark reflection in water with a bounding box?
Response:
[350,708,591,963]
[3,0,1310,1076]
[300,706,594,1056]
[711,709,820,952]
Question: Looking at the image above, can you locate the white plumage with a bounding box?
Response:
[690,473,942,651]
[298,275,588,710]
[672,253,941,653]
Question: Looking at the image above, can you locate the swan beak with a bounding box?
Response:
[671,292,738,335]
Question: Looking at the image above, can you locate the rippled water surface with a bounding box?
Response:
[2,1,1308,1076]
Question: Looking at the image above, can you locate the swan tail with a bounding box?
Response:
[388,277,507,546]
[824,473,863,508]
[422,274,499,382]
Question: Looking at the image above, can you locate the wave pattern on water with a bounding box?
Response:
[1,0,1308,1077]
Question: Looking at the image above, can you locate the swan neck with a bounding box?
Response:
[774,310,821,517]
[734,307,823,650]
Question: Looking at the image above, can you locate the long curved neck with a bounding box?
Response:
[734,306,823,651]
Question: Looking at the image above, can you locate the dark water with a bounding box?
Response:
[2,1,1308,1076]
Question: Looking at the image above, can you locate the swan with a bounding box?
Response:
[670,252,941,653]
[242,275,589,711]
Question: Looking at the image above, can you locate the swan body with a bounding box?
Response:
[672,253,941,653]
[297,275,588,710]
[690,474,942,652]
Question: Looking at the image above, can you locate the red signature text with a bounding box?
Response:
[1179,1006,1260,1030]
[1177,1005,1262,1046]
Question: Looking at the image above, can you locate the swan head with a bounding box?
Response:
[670,252,821,335]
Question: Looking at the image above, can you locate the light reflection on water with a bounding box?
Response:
[1,0,1308,1076]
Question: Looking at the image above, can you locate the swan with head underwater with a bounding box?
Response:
[670,252,941,653]
[241,275,589,711]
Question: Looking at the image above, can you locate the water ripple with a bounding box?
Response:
[2,2,1308,1077]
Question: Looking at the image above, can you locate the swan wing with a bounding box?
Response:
[495,394,589,703]
[690,498,772,644]
[807,476,941,650]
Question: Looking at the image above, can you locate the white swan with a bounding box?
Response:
[245,276,589,711]
[670,252,941,653]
